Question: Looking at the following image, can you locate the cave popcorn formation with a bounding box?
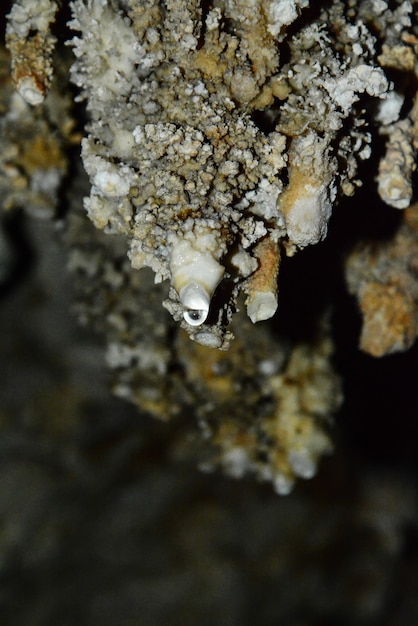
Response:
[8,0,402,348]
[3,0,418,492]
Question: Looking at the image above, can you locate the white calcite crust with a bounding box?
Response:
[7,0,57,38]
[6,0,411,345]
[170,237,225,326]
[61,0,400,345]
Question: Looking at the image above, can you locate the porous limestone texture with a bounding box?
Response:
[6,0,418,348]
[64,0,395,346]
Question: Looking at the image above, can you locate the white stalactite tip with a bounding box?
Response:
[247,291,278,324]
[17,76,45,106]
[179,282,211,326]
[170,239,225,327]
[244,237,280,324]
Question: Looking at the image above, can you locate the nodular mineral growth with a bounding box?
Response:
[3,0,418,492]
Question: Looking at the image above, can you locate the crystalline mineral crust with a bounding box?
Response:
[62,0,398,347]
[3,0,418,493]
